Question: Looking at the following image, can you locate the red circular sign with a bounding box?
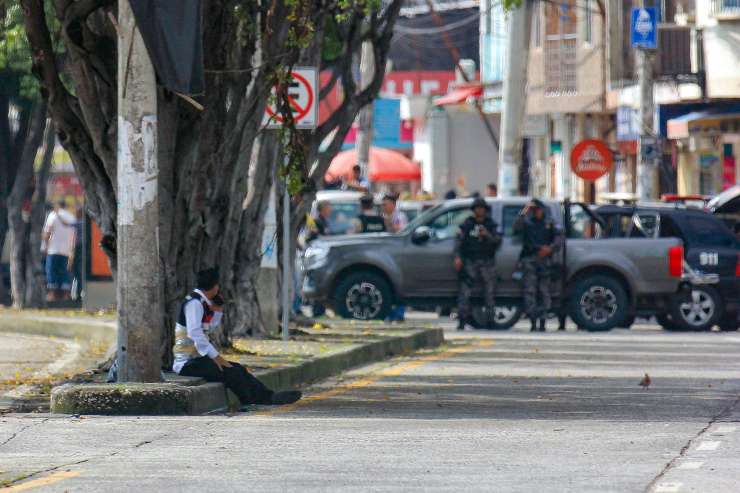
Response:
[570,139,613,181]
[265,72,314,123]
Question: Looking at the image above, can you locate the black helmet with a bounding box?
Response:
[531,198,546,210]
[471,197,490,211]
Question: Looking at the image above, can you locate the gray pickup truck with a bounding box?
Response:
[302,198,684,331]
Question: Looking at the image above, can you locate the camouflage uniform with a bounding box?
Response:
[455,206,501,327]
[458,258,497,324]
[513,206,562,327]
[521,256,552,320]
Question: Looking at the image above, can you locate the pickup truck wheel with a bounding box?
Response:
[334,271,392,320]
[569,275,627,331]
[669,285,723,332]
[472,304,522,330]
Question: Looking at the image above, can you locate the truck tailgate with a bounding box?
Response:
[566,237,683,295]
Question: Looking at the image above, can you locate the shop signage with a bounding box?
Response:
[570,139,613,181]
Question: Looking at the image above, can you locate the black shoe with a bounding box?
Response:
[530,318,537,332]
[271,390,302,405]
[457,320,466,331]
[538,318,546,332]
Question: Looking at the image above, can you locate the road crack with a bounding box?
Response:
[2,458,90,487]
[644,394,740,493]
[0,417,49,448]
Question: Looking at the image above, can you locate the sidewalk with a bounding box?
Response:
[0,310,443,414]
[0,309,115,412]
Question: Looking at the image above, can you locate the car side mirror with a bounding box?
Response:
[412,226,432,244]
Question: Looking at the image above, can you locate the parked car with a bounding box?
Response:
[596,203,739,331]
[707,185,740,237]
[302,198,685,331]
[308,190,366,235]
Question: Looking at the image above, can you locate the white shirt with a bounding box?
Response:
[172,289,223,374]
[389,210,408,232]
[43,209,76,256]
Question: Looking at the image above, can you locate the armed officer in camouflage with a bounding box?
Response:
[513,199,562,332]
[453,198,502,330]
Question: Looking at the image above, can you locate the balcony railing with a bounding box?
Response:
[709,0,740,18]
[544,37,578,96]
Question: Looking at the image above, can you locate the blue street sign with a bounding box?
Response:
[631,7,658,49]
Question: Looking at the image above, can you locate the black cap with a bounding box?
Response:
[531,199,546,209]
[471,198,490,211]
[196,268,220,291]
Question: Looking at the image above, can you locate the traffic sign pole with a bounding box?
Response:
[264,68,318,342]
[630,7,659,200]
[282,153,291,342]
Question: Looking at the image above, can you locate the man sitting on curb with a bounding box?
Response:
[174,268,302,408]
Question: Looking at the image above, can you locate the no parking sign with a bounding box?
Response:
[263,67,318,130]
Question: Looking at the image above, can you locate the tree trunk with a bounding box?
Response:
[24,124,55,307]
[224,132,279,340]
[7,103,47,309]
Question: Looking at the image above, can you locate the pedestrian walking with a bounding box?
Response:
[351,194,386,233]
[453,198,502,330]
[513,199,562,332]
[42,200,77,301]
[174,268,302,408]
[382,194,409,322]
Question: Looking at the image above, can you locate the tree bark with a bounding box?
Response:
[7,103,48,309]
[24,123,55,307]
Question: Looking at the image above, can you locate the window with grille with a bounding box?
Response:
[544,0,578,95]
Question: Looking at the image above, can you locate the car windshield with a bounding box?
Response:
[400,204,445,234]
[327,202,361,235]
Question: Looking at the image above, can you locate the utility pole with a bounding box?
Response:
[636,47,658,200]
[498,0,533,197]
[356,41,375,180]
[116,0,162,382]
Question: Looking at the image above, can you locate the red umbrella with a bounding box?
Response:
[326,147,421,183]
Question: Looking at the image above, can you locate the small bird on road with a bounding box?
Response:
[639,373,651,390]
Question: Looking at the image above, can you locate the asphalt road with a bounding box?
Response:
[2,321,740,492]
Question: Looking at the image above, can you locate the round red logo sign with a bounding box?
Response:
[570,140,613,181]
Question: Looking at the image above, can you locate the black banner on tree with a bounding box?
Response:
[128,0,204,95]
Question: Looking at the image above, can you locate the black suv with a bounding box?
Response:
[596,204,740,331]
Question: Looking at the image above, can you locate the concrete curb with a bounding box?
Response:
[50,327,444,415]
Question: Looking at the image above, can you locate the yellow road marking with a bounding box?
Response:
[2,470,80,492]
[257,339,493,417]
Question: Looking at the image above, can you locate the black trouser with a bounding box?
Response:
[180,356,274,405]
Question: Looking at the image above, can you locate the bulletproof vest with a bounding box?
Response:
[460,217,499,259]
[358,214,386,233]
[521,218,556,257]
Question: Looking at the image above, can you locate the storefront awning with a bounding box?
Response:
[326,147,421,183]
[433,85,482,106]
[667,109,740,139]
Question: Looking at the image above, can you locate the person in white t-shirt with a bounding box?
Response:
[42,200,77,300]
